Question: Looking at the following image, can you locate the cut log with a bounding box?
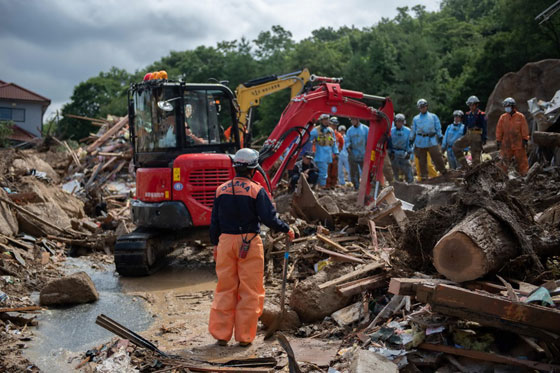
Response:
[432,209,518,282]
[532,131,560,148]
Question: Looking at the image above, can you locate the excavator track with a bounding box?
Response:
[114,229,169,276]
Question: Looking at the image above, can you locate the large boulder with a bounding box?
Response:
[260,302,301,331]
[290,264,353,323]
[350,350,398,373]
[486,59,560,140]
[0,189,18,236]
[17,202,71,236]
[40,272,99,306]
[21,177,85,219]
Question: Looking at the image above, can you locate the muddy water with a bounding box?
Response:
[24,255,218,372]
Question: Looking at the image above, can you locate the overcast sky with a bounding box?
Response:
[0,0,440,118]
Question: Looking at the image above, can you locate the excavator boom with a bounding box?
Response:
[259,80,393,206]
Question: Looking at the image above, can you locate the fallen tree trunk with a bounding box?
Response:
[532,131,560,148]
[432,209,518,282]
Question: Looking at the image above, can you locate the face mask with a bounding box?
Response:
[505,107,512,113]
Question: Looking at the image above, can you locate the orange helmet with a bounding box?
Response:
[143,73,152,81]
[152,71,161,79]
[159,70,168,79]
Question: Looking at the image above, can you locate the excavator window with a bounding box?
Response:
[133,86,179,152]
[183,89,234,145]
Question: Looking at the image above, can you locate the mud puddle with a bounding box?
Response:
[24,253,218,372]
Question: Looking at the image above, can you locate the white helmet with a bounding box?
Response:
[395,113,406,123]
[503,97,516,107]
[233,148,259,168]
[338,125,346,132]
[318,113,330,120]
[466,96,480,106]
[417,98,428,108]
[329,116,339,125]
[453,110,464,117]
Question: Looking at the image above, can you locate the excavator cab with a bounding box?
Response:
[116,80,243,276]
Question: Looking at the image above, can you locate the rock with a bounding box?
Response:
[40,272,99,306]
[290,264,353,323]
[0,189,18,236]
[12,154,60,183]
[318,195,340,214]
[16,202,71,236]
[21,177,85,219]
[350,350,398,373]
[486,59,560,140]
[331,301,363,327]
[260,302,301,330]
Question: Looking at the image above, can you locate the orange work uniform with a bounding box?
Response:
[209,177,289,344]
[327,131,344,188]
[496,110,529,176]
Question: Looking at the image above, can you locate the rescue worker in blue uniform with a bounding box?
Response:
[453,95,487,168]
[442,110,466,170]
[345,117,369,189]
[309,114,338,187]
[410,99,447,180]
[389,113,414,183]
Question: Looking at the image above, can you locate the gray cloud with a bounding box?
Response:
[0,0,440,118]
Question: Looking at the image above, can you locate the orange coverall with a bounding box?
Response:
[496,110,530,176]
[208,177,289,344]
[327,131,344,188]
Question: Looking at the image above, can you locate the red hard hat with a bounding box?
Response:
[143,73,152,81]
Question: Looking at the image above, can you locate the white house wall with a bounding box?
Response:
[0,100,44,137]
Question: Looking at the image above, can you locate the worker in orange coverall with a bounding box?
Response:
[209,148,294,347]
[326,116,344,188]
[496,97,530,176]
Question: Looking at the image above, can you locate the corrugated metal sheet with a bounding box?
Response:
[0,82,50,104]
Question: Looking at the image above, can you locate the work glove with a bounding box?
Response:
[496,141,501,151]
[287,228,295,241]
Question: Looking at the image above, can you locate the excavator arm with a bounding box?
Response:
[234,69,311,145]
[259,77,393,206]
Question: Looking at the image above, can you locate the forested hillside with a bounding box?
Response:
[59,0,560,140]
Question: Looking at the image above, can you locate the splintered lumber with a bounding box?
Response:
[86,117,128,153]
[0,306,42,313]
[315,246,364,264]
[417,283,560,343]
[319,262,384,289]
[532,130,560,148]
[317,233,348,252]
[419,343,560,371]
[367,220,379,250]
[432,209,518,282]
[336,273,388,296]
[388,278,456,296]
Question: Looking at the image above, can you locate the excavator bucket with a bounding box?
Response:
[291,176,334,228]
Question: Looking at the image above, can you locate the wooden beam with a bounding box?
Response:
[367,220,379,251]
[86,117,128,153]
[419,343,560,372]
[319,262,384,289]
[317,233,348,253]
[0,306,42,313]
[314,246,364,264]
[336,273,388,296]
[388,278,456,296]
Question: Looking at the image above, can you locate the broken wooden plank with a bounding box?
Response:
[416,283,560,343]
[86,116,128,153]
[332,235,362,243]
[331,301,364,327]
[388,278,456,296]
[7,192,41,203]
[337,273,388,297]
[419,343,560,371]
[317,233,348,253]
[0,306,42,313]
[367,220,379,251]
[319,262,384,289]
[371,201,402,222]
[315,246,364,264]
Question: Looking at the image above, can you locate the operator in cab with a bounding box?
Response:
[209,148,295,347]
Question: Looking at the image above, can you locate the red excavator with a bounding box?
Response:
[115,74,393,276]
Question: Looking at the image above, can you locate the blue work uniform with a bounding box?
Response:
[442,123,465,169]
[389,126,413,183]
[309,125,338,186]
[411,111,442,148]
[338,136,350,185]
[345,123,369,188]
[464,109,487,143]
